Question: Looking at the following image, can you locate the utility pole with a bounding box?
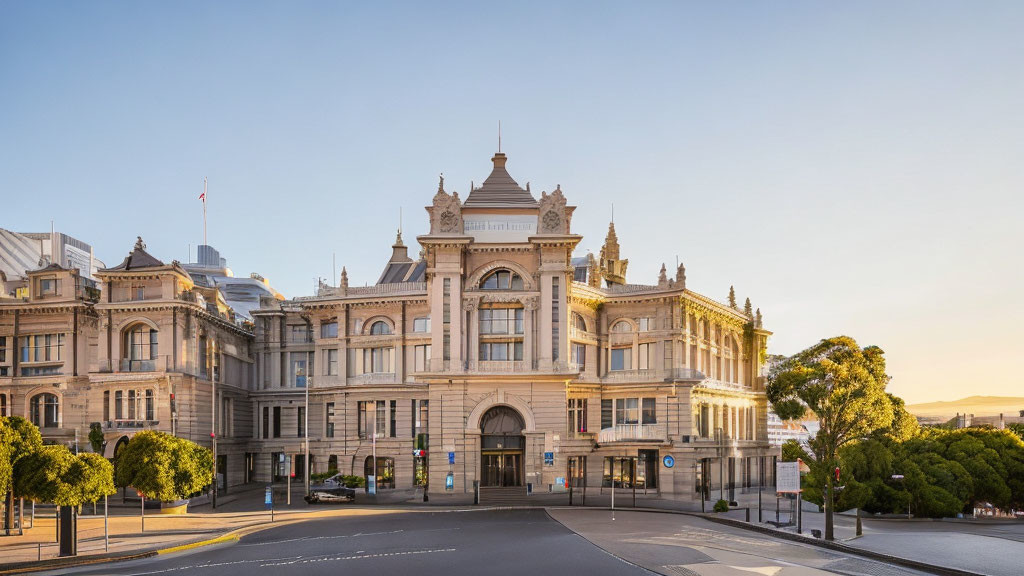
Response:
[305,376,311,496]
[211,342,217,509]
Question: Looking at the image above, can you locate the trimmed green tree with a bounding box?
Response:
[767,336,894,541]
[88,422,105,454]
[2,416,43,532]
[114,430,213,504]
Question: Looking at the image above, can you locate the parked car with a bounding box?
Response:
[304,485,356,504]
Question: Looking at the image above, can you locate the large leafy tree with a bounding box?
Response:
[2,416,43,530]
[767,336,894,540]
[114,430,213,502]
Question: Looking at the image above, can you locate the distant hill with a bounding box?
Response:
[906,396,1024,419]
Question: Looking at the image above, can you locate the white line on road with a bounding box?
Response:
[259,548,457,566]
[238,529,404,546]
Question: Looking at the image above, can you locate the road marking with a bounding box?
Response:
[260,548,457,566]
[238,529,404,546]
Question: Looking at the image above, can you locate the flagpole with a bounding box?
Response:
[202,177,208,246]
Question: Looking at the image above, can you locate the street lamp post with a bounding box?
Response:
[305,376,311,496]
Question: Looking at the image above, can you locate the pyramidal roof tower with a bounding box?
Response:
[463,153,538,208]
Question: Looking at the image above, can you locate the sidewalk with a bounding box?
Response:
[0,490,413,573]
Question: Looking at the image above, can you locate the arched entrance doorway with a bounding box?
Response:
[480,406,525,487]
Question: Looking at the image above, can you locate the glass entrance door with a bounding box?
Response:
[481,451,522,487]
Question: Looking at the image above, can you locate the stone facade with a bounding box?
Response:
[0,151,777,503]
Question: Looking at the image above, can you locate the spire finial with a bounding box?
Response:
[728,286,737,308]
[134,236,146,251]
[744,297,753,317]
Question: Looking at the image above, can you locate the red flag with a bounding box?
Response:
[199,191,205,201]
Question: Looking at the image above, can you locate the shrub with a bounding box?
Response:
[713,499,729,513]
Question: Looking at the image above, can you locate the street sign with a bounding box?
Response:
[448,451,455,465]
[544,452,554,465]
[777,461,802,493]
[663,455,675,468]
[413,449,426,457]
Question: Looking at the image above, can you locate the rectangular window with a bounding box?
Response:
[38,277,57,296]
[390,400,397,438]
[297,406,305,437]
[128,390,136,419]
[478,341,523,362]
[601,399,613,429]
[325,402,335,438]
[146,389,155,420]
[413,317,430,332]
[325,349,338,375]
[413,344,431,372]
[639,317,650,331]
[0,336,6,363]
[291,353,307,387]
[273,406,281,438]
[615,398,639,425]
[479,308,524,335]
[610,348,631,371]
[320,322,338,339]
[376,400,387,437]
[412,399,429,438]
[568,398,588,433]
[664,340,673,370]
[638,343,652,370]
[642,397,657,424]
[362,347,394,373]
[263,406,270,439]
[103,390,110,421]
[358,401,369,439]
[571,343,586,368]
[115,391,123,419]
[289,325,311,343]
[134,285,145,300]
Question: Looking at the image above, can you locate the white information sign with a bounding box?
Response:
[776,461,802,493]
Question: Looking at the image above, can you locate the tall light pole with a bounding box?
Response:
[305,375,310,496]
[211,342,217,509]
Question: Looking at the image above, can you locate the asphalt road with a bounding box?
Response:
[54,510,653,576]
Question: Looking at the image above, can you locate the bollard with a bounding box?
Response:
[38,542,41,562]
[745,507,750,522]
[856,508,863,537]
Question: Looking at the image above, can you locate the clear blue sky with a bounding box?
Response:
[2,1,1022,403]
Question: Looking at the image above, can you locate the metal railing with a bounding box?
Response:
[597,423,668,443]
[119,359,156,372]
[602,368,662,382]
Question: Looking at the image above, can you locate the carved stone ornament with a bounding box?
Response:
[537,185,568,234]
[430,176,464,234]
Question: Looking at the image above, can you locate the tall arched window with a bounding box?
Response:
[123,323,158,371]
[30,393,59,428]
[480,269,523,290]
[369,321,392,335]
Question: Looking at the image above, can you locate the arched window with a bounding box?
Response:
[480,269,524,290]
[30,393,59,428]
[369,321,392,335]
[572,312,587,332]
[122,323,158,371]
[611,320,632,333]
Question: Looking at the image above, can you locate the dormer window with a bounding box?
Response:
[481,269,523,290]
[37,277,57,297]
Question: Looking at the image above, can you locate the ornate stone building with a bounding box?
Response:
[249,151,777,501]
[0,238,256,492]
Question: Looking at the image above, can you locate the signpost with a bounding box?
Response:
[776,461,803,533]
[265,485,273,522]
[662,455,675,469]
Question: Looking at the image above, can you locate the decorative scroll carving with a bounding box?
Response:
[537,185,568,234]
[429,175,464,234]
